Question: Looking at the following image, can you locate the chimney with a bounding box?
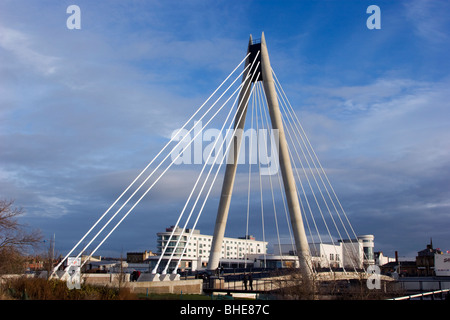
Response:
[395,251,398,263]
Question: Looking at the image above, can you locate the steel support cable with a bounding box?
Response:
[79,70,255,269]
[258,82,296,262]
[274,84,346,273]
[272,70,359,242]
[273,72,363,271]
[261,98,319,272]
[254,83,267,268]
[288,149,328,273]
[172,71,261,273]
[77,62,250,262]
[162,76,247,274]
[51,53,250,277]
[274,74,362,272]
[257,82,319,272]
[154,90,240,274]
[162,93,239,274]
[275,83,352,245]
[256,82,284,265]
[154,54,261,274]
[244,86,256,267]
[275,88,334,272]
[280,99,331,273]
[257,82,294,257]
[277,93,355,273]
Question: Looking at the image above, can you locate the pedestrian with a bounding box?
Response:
[243,274,248,291]
[249,273,253,290]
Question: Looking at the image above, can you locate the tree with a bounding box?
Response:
[0,199,43,274]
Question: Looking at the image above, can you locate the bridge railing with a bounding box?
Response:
[387,288,450,300]
[202,276,280,292]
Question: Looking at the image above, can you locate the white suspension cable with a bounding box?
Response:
[276,86,344,272]
[172,71,261,273]
[273,70,362,272]
[253,83,267,268]
[256,83,295,256]
[80,70,254,269]
[281,101,332,273]
[152,80,247,274]
[156,54,261,274]
[259,82,316,271]
[51,53,251,277]
[273,71,363,271]
[162,81,243,274]
[272,70,360,243]
[244,86,256,268]
[256,82,283,265]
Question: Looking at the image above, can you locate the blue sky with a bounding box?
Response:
[1,0,449,260]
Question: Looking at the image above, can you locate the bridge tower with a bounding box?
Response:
[207,32,313,279]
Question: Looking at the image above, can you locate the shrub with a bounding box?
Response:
[0,277,138,300]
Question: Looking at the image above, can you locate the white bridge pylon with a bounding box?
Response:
[52,33,363,281]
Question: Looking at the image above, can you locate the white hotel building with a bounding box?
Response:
[148,225,374,272]
[149,226,268,272]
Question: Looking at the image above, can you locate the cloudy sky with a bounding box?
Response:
[1,0,449,260]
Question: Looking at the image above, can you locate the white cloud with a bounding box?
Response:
[404,0,450,44]
[0,25,60,75]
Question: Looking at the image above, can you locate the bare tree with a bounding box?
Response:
[0,199,43,274]
[272,267,317,300]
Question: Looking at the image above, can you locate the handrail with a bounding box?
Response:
[387,288,450,300]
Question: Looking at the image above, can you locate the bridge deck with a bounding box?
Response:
[203,288,270,295]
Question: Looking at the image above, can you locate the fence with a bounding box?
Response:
[203,276,281,293]
[388,289,450,300]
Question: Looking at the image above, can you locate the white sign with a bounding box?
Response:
[67,257,81,267]
[435,254,450,277]
[66,257,81,289]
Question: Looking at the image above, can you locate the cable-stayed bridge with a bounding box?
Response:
[52,33,369,285]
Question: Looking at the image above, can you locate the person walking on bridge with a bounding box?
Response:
[243,274,248,290]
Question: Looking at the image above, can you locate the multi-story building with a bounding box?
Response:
[149,226,267,272]
[272,234,376,270]
[126,250,156,263]
[339,234,375,268]
[416,239,443,276]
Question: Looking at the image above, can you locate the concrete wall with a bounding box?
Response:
[81,274,203,295]
[128,279,203,295]
[82,273,130,285]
